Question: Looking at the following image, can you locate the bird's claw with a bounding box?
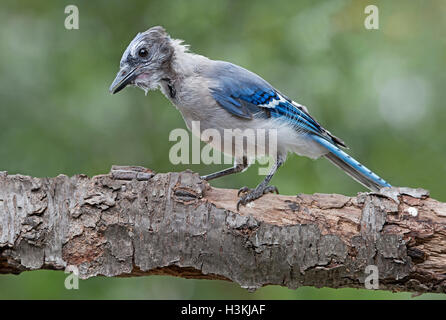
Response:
[237,186,250,197]
[236,185,279,210]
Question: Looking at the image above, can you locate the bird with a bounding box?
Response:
[109,26,392,210]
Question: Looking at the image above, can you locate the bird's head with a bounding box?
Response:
[109,26,173,94]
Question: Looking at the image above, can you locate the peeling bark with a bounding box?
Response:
[0,167,445,293]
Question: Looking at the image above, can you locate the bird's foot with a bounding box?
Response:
[236,185,279,210]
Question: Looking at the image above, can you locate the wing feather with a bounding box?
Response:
[208,61,346,147]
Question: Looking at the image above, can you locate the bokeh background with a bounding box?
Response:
[1,0,445,299]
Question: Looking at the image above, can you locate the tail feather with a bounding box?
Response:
[311,135,391,192]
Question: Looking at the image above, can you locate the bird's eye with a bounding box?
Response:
[138,48,148,58]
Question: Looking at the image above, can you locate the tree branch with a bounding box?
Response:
[0,166,445,293]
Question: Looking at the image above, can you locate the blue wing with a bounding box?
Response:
[208,61,345,147]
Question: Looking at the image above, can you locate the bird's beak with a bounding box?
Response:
[109,65,138,94]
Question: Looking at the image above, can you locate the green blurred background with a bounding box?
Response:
[1,0,445,299]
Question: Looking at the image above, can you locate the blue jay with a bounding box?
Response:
[110,26,391,209]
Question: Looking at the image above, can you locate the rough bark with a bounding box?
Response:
[0,166,445,293]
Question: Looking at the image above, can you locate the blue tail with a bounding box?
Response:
[311,135,391,192]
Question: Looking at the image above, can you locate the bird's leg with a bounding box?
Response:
[200,157,248,181]
[237,158,284,210]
